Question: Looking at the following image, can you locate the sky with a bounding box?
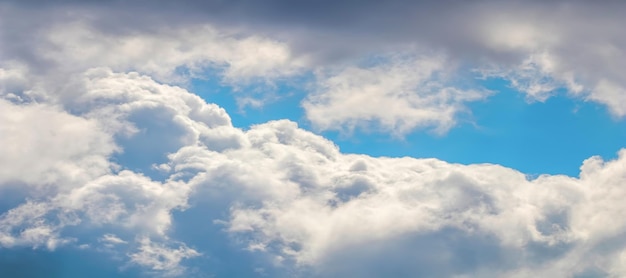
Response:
[1,1,626,277]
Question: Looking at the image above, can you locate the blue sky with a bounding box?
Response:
[194,77,626,177]
[3,1,626,277]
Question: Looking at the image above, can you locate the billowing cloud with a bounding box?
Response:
[0,98,115,190]
[4,1,626,133]
[129,237,200,277]
[0,70,224,274]
[39,23,306,83]
[1,64,626,276]
[161,117,626,277]
[1,1,626,277]
[303,54,489,135]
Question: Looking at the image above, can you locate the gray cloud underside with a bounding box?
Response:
[4,0,625,61]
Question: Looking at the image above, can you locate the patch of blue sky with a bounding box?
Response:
[192,76,309,130]
[193,76,626,177]
[384,79,626,177]
[0,246,141,278]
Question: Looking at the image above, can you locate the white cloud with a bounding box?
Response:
[225,149,626,277]
[129,237,200,277]
[3,66,624,276]
[53,170,190,235]
[2,3,626,276]
[0,70,236,274]
[0,201,59,249]
[100,234,128,245]
[0,11,311,108]
[590,79,626,117]
[156,119,625,277]
[0,64,30,100]
[473,9,626,115]
[10,3,626,136]
[1,64,626,277]
[152,111,626,276]
[303,54,490,135]
[4,1,626,127]
[37,22,307,85]
[0,98,116,190]
[477,52,581,102]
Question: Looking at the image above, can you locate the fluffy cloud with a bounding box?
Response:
[151,99,626,276]
[38,23,306,84]
[218,128,626,277]
[0,70,223,274]
[2,1,626,277]
[2,64,626,277]
[5,1,626,134]
[0,98,116,190]
[472,10,626,115]
[303,54,489,135]
[129,237,200,277]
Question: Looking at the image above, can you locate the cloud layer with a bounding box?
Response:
[2,1,626,277]
[4,1,626,130]
[2,66,626,276]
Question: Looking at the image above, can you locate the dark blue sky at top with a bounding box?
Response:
[192,78,626,177]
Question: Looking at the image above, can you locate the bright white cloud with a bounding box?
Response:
[218,130,626,277]
[100,234,128,245]
[0,69,235,274]
[2,3,626,277]
[53,170,190,236]
[153,110,626,276]
[0,98,116,189]
[38,22,307,84]
[303,55,490,135]
[129,237,200,277]
[2,64,626,277]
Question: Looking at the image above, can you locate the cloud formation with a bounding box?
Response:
[5,0,626,132]
[2,0,626,277]
[2,63,626,276]
[304,54,489,135]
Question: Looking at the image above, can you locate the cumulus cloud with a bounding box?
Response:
[216,128,626,277]
[0,70,234,275]
[2,1,626,277]
[303,54,489,135]
[38,22,306,83]
[2,64,626,277]
[129,237,200,276]
[152,100,626,276]
[0,98,116,190]
[5,0,626,133]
